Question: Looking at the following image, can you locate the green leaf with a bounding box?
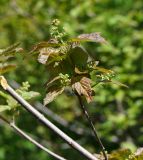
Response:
[16,81,40,100]
[6,96,18,109]
[0,91,18,110]
[109,148,132,160]
[92,66,114,75]
[0,105,11,112]
[17,91,40,100]
[0,81,40,113]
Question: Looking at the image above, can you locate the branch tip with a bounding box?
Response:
[0,76,8,90]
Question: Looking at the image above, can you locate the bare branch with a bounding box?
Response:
[0,77,98,160]
[10,80,93,136]
[34,102,92,136]
[0,115,67,160]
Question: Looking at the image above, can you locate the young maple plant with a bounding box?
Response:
[0,19,131,160]
[31,19,125,106]
[30,20,129,160]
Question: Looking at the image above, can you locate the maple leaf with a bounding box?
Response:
[72,76,94,103]
[38,47,60,64]
[70,32,107,44]
[44,86,64,105]
[78,32,107,43]
[0,43,22,75]
[30,40,60,53]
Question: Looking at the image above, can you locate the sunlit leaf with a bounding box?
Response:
[0,81,40,112]
[71,32,107,44]
[37,46,63,64]
[72,76,93,103]
[16,81,40,100]
[93,66,114,74]
[38,48,50,64]
[74,67,88,75]
[44,86,64,105]
[36,42,71,65]
[17,91,40,100]
[0,105,11,112]
[130,148,143,160]
[0,90,17,110]
[30,40,62,53]
[6,96,18,109]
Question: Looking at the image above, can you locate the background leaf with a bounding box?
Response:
[0,105,11,112]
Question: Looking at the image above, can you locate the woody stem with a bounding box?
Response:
[76,94,108,160]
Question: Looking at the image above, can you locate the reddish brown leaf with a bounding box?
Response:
[44,86,64,105]
[72,76,93,103]
[78,32,106,43]
[76,32,107,43]
[38,47,60,64]
[30,40,60,53]
[46,76,61,88]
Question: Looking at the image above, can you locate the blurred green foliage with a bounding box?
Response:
[0,0,143,160]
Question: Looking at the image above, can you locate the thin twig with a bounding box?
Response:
[76,94,108,160]
[0,78,98,160]
[0,115,67,160]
